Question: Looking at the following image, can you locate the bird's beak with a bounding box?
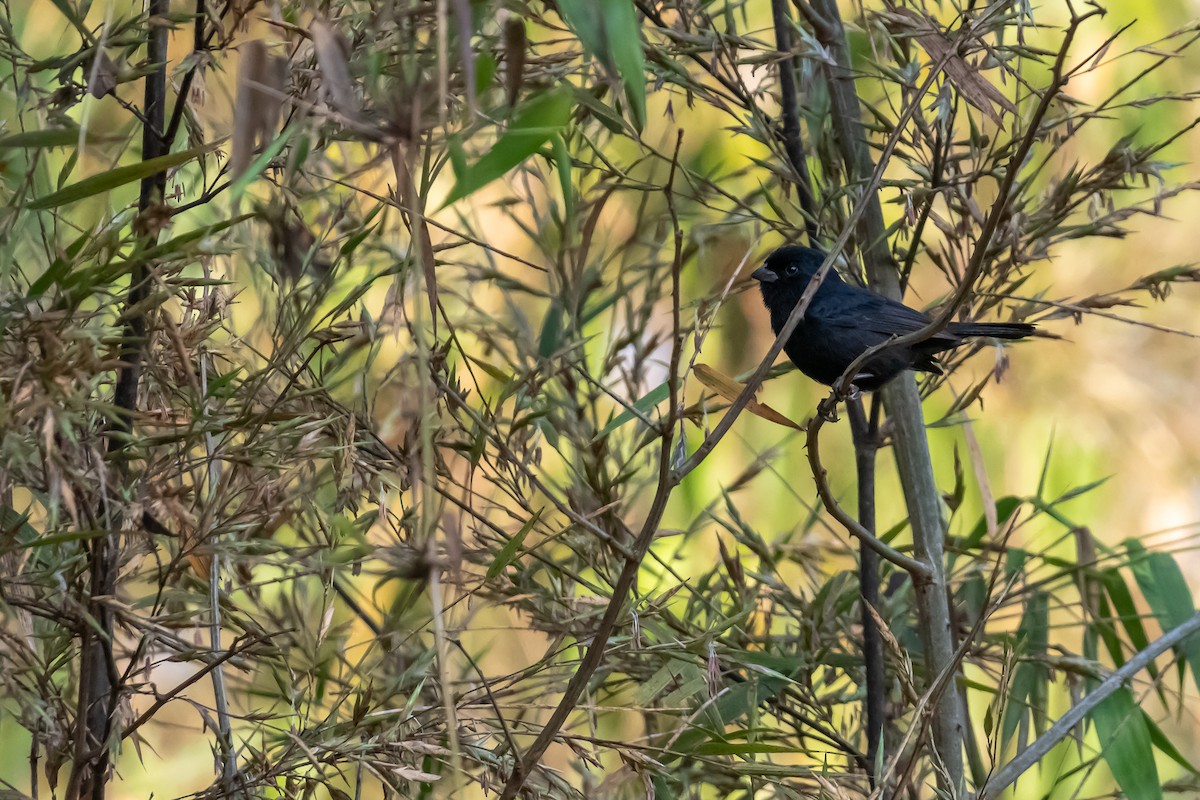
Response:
[751,267,777,283]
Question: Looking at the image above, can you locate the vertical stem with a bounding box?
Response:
[208,554,236,790]
[111,6,168,441]
[847,397,885,783]
[770,0,819,245]
[200,256,237,792]
[809,0,965,794]
[883,381,963,793]
[70,5,171,799]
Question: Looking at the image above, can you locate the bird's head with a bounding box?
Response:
[750,246,840,309]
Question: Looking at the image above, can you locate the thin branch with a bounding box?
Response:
[805,405,932,579]
[847,396,886,783]
[121,634,266,741]
[199,255,238,792]
[497,130,688,800]
[162,0,211,147]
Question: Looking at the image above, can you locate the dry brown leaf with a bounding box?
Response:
[865,601,918,704]
[232,40,287,186]
[961,417,996,538]
[693,363,803,430]
[87,50,118,98]
[896,10,1017,126]
[502,14,526,108]
[311,19,360,119]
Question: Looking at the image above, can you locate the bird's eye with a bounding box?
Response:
[785,264,800,277]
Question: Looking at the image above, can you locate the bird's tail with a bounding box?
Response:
[947,321,1035,340]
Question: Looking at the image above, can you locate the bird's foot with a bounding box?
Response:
[817,396,840,422]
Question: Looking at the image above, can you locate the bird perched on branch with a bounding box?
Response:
[752,245,1034,391]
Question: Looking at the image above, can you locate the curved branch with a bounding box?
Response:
[805,405,932,580]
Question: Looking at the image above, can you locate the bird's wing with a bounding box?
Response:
[820,292,937,337]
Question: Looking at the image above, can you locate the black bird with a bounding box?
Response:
[752,245,1034,391]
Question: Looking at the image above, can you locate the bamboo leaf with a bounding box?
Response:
[595,381,669,440]
[0,129,119,149]
[1089,687,1162,800]
[27,143,218,210]
[229,127,296,205]
[1127,540,1200,694]
[557,0,646,130]
[1144,711,1200,776]
[537,301,563,358]
[552,133,574,223]
[1002,591,1048,747]
[442,88,572,206]
[693,364,802,430]
[599,0,646,131]
[487,509,542,579]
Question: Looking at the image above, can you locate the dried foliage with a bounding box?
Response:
[2,1,1200,799]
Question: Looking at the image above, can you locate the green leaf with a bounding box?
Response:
[474,52,498,95]
[556,0,606,76]
[635,662,683,706]
[0,128,119,149]
[557,0,646,131]
[0,505,40,547]
[487,509,542,579]
[1004,547,1027,578]
[1127,539,1200,694]
[229,127,297,205]
[552,133,574,224]
[573,86,628,134]
[669,677,789,758]
[442,88,572,206]
[594,381,669,440]
[46,0,94,42]
[1002,591,1048,748]
[1144,711,1200,776]
[27,143,218,210]
[1099,567,1154,654]
[963,496,1022,550]
[537,301,563,358]
[27,229,90,298]
[600,0,646,131]
[1096,567,1164,700]
[691,741,800,757]
[467,356,512,384]
[144,215,254,261]
[1089,687,1162,800]
[1090,590,1130,667]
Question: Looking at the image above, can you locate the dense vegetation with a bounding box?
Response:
[3,0,1200,798]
